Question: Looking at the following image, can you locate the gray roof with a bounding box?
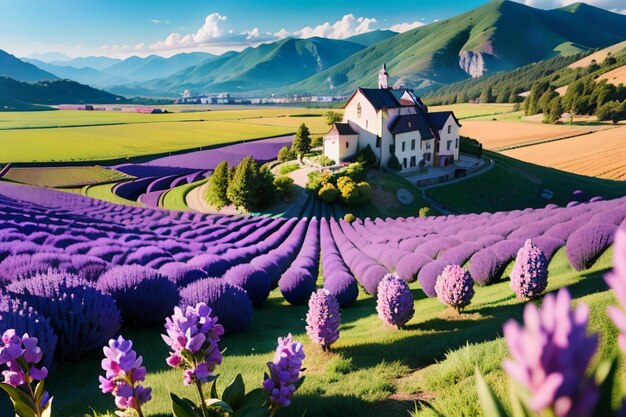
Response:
[329,122,358,135]
[427,111,461,129]
[355,87,400,109]
[387,113,434,139]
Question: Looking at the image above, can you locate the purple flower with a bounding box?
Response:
[263,334,305,410]
[510,239,548,299]
[435,265,475,312]
[99,335,151,413]
[162,303,224,386]
[306,289,340,351]
[503,289,599,417]
[376,273,414,328]
[605,228,626,353]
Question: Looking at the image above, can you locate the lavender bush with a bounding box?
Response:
[566,223,617,271]
[279,267,316,305]
[376,273,414,328]
[263,334,305,416]
[435,265,475,313]
[606,228,626,353]
[305,289,340,352]
[510,239,548,299]
[224,264,271,306]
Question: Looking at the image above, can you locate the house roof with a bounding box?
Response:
[328,122,358,136]
[351,87,401,110]
[387,113,434,139]
[427,111,461,129]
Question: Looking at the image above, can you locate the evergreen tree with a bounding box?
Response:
[292,124,311,155]
[204,161,230,209]
[479,87,494,103]
[543,96,563,124]
[325,111,342,125]
[227,156,260,210]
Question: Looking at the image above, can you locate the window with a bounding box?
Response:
[447,140,452,151]
[426,143,431,150]
[425,153,431,162]
[411,139,416,150]
[455,138,458,148]
[357,103,362,119]
[447,125,451,134]
[410,156,416,167]
[403,158,407,168]
[345,142,349,149]
[401,141,406,152]
[376,136,381,148]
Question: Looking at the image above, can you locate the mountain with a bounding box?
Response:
[0,50,58,82]
[344,30,398,47]
[284,0,626,95]
[104,52,214,82]
[50,56,122,70]
[140,37,366,94]
[28,52,71,63]
[22,59,128,87]
[0,76,125,111]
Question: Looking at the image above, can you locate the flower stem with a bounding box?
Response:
[24,375,41,417]
[135,404,145,417]
[269,405,279,417]
[195,380,208,417]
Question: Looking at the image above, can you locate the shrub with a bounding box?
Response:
[97,265,179,326]
[279,267,316,305]
[187,254,230,276]
[317,155,335,166]
[311,136,324,148]
[325,110,342,125]
[223,264,271,306]
[274,175,295,201]
[306,170,324,192]
[360,264,388,295]
[344,213,355,223]
[566,223,617,271]
[510,239,548,299]
[418,260,448,297]
[179,278,253,333]
[418,207,432,217]
[395,253,432,282]
[323,271,358,308]
[435,265,475,312]
[158,262,208,287]
[7,272,121,362]
[0,296,58,368]
[319,183,339,203]
[204,161,230,209]
[387,153,402,171]
[469,249,507,285]
[279,162,300,175]
[376,274,414,328]
[278,146,295,162]
[306,289,340,351]
[356,144,377,168]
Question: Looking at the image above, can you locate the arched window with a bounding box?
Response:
[357,103,362,118]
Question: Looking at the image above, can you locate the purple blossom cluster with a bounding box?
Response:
[376,273,414,328]
[305,289,340,351]
[99,336,152,415]
[503,289,599,416]
[163,303,224,386]
[566,223,617,271]
[263,333,305,410]
[606,228,626,353]
[435,265,475,312]
[510,239,548,299]
[0,330,48,388]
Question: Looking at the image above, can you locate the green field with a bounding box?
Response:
[42,248,618,417]
[426,151,626,213]
[428,103,515,119]
[160,179,206,211]
[0,166,132,187]
[83,182,140,206]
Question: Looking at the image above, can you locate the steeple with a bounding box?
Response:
[378,63,389,89]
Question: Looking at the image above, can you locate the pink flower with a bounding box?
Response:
[605,228,626,353]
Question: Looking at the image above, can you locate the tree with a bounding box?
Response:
[311,136,324,148]
[204,161,230,209]
[274,175,294,201]
[543,96,563,124]
[292,124,311,155]
[355,144,377,168]
[318,183,339,203]
[479,87,494,103]
[325,111,342,126]
[387,153,402,171]
[227,156,260,210]
[277,146,294,162]
[256,166,277,209]
[596,100,626,124]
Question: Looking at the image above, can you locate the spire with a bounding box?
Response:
[378,63,388,89]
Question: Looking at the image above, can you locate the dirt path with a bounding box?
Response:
[186,182,240,215]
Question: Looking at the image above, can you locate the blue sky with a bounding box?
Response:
[0,0,624,59]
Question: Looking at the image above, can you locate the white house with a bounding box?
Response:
[323,64,461,169]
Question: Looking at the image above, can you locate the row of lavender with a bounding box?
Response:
[0,182,624,368]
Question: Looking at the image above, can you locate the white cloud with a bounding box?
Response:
[513,0,626,9]
[149,13,228,51]
[290,14,377,39]
[610,8,626,14]
[244,27,261,40]
[389,21,425,33]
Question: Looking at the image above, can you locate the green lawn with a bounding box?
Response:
[426,151,626,213]
[83,182,140,206]
[160,179,207,211]
[38,247,616,417]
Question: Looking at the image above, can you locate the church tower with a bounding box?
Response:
[378,63,389,89]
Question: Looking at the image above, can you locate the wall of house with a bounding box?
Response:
[393,133,436,169]
[323,134,359,163]
[343,91,380,160]
[437,115,460,161]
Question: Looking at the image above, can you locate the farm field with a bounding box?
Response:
[598,64,626,86]
[459,119,616,150]
[0,166,133,187]
[426,151,626,214]
[428,103,515,119]
[502,125,626,180]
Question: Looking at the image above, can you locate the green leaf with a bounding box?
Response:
[170,392,201,417]
[475,370,509,417]
[33,380,45,404]
[239,388,268,409]
[210,375,219,399]
[595,352,620,417]
[0,383,37,417]
[222,373,245,409]
[41,397,53,417]
[205,398,234,413]
[232,405,271,417]
[293,376,305,391]
[509,384,532,417]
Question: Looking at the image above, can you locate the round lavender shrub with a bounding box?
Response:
[566,223,617,271]
[418,260,448,297]
[7,272,121,362]
[223,264,271,306]
[434,265,475,312]
[323,271,358,308]
[306,289,340,351]
[158,262,207,287]
[469,249,506,286]
[0,296,58,368]
[97,265,179,326]
[395,253,432,283]
[179,278,253,333]
[188,254,230,277]
[510,239,549,299]
[279,267,316,305]
[376,273,414,328]
[359,264,388,295]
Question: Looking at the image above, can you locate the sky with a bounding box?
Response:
[0,0,624,60]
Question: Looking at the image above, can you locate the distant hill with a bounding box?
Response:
[50,56,123,70]
[0,76,126,111]
[23,59,128,87]
[140,37,366,94]
[0,50,57,82]
[28,51,71,63]
[104,52,215,82]
[283,0,626,96]
[344,30,397,46]
[567,40,626,68]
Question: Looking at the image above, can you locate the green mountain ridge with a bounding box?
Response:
[0,50,58,82]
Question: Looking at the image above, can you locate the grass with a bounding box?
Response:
[426,151,626,213]
[278,162,300,175]
[0,166,133,187]
[428,103,516,119]
[34,247,617,417]
[83,183,140,206]
[160,179,207,211]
